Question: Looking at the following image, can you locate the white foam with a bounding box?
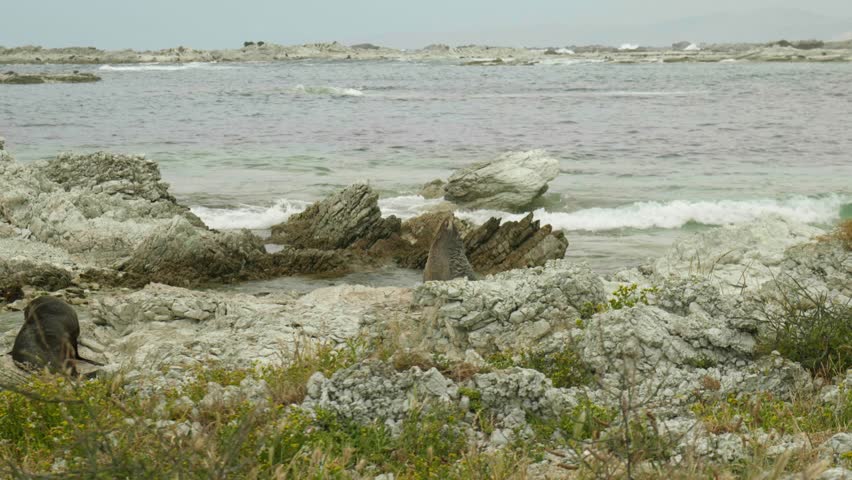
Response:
[684,43,701,51]
[536,58,606,66]
[293,85,364,97]
[190,194,848,233]
[455,195,849,231]
[190,199,308,230]
[556,48,575,54]
[99,62,227,72]
[618,43,640,51]
[378,195,445,220]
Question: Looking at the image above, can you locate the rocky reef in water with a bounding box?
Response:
[2,39,852,65]
[0,71,101,84]
[0,138,850,478]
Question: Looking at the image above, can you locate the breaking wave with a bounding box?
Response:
[292,85,364,97]
[191,194,848,233]
[190,199,308,230]
[455,195,849,231]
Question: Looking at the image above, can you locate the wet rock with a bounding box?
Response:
[418,179,446,199]
[385,211,567,275]
[444,150,560,210]
[119,216,264,286]
[465,213,568,275]
[414,260,605,355]
[269,184,400,250]
[0,71,101,84]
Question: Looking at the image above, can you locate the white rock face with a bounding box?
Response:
[90,283,412,368]
[443,150,560,210]
[653,216,824,294]
[413,260,605,355]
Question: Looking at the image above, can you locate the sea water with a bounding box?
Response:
[2,60,850,279]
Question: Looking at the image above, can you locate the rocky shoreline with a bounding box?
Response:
[0,137,850,478]
[2,39,852,65]
[0,70,101,84]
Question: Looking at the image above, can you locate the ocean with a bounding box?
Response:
[2,60,850,278]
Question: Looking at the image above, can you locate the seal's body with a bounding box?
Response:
[10,296,100,375]
[423,216,477,282]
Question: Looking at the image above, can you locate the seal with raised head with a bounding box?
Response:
[423,215,477,281]
[10,296,102,376]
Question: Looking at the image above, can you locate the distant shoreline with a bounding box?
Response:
[2,39,852,65]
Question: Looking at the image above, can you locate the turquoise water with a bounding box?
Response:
[2,60,850,272]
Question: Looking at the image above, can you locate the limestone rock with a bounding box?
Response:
[120,216,264,286]
[414,260,605,355]
[302,360,457,425]
[653,216,824,294]
[444,150,560,210]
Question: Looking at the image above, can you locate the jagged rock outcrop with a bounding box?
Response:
[465,213,568,275]
[269,184,400,250]
[385,211,568,275]
[0,151,205,259]
[119,216,264,286]
[443,150,560,210]
[0,137,10,163]
[413,260,605,355]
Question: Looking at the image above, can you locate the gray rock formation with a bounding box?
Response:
[414,260,605,355]
[652,216,824,294]
[0,258,73,292]
[386,211,568,275]
[465,213,569,275]
[0,71,101,84]
[119,216,264,287]
[269,183,400,250]
[443,150,560,210]
[89,283,410,367]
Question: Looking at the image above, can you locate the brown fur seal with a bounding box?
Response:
[423,215,477,281]
[10,296,102,376]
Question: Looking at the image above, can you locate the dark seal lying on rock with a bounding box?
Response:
[423,215,477,281]
[10,296,102,376]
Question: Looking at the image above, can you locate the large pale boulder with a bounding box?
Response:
[269,183,400,250]
[444,150,560,210]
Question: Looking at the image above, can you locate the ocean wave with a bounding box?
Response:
[190,194,848,233]
[293,85,364,97]
[618,44,640,51]
[190,199,308,230]
[455,195,849,231]
[99,62,228,72]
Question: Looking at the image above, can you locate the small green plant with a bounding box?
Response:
[484,345,594,389]
[755,279,852,378]
[609,283,658,310]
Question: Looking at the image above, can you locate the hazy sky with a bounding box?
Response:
[1,0,851,49]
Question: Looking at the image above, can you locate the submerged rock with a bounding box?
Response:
[443,150,560,210]
[0,71,101,84]
[269,183,400,250]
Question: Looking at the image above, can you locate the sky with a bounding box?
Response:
[1,0,850,49]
